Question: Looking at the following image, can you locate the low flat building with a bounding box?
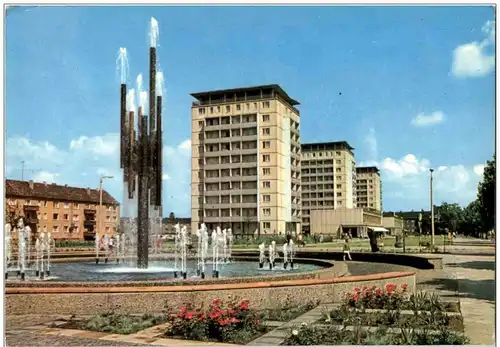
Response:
[382,212,404,236]
[163,217,192,234]
[310,208,386,238]
[5,179,120,240]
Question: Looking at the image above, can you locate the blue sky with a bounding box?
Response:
[5,6,495,217]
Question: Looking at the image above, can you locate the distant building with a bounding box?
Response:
[5,179,120,240]
[301,141,357,234]
[163,217,191,234]
[355,166,382,211]
[310,208,385,238]
[382,212,404,236]
[389,210,439,234]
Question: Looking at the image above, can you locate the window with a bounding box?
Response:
[63,214,69,220]
[73,203,79,209]
[63,226,69,232]
[263,168,271,175]
[337,201,343,206]
[263,195,271,202]
[198,108,206,115]
[210,107,214,114]
[53,226,59,233]
[262,114,270,122]
[43,213,47,220]
[262,181,271,189]
[53,213,59,220]
[105,227,110,233]
[262,141,270,149]
[262,101,270,108]
[253,102,257,109]
[26,200,31,205]
[336,160,341,164]
[336,176,342,180]
[198,120,204,128]
[236,104,241,111]
[262,154,270,162]
[64,202,69,209]
[262,128,270,136]
[336,151,341,156]
[226,105,231,113]
[336,184,342,189]
[54,202,60,208]
[263,208,271,216]
[263,222,271,229]
[106,216,111,221]
[336,192,342,197]
[216,106,221,113]
[336,168,341,172]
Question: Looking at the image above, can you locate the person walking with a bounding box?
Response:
[343,239,352,261]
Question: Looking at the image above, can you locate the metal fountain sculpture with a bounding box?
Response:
[118,17,163,269]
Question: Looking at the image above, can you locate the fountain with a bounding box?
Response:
[4,223,12,279]
[180,226,188,279]
[226,228,233,262]
[258,242,266,269]
[268,240,277,270]
[200,223,209,279]
[211,227,220,278]
[283,234,295,270]
[16,218,28,280]
[173,223,181,278]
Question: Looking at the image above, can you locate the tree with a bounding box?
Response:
[168,212,176,220]
[477,156,495,232]
[5,202,23,226]
[437,202,463,234]
[460,200,483,237]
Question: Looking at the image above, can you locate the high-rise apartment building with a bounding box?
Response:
[301,141,357,234]
[190,85,301,236]
[355,166,382,211]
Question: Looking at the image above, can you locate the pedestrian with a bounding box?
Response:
[343,239,352,261]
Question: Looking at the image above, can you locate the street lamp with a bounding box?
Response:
[429,168,435,248]
[99,175,114,236]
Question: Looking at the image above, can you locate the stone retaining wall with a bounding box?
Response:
[6,271,415,315]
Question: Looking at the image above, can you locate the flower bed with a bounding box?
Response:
[165,298,268,344]
[282,283,468,345]
[57,312,169,335]
[259,297,319,322]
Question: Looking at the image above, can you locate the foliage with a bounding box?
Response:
[259,296,318,321]
[168,211,176,219]
[166,298,266,343]
[437,202,463,233]
[477,156,495,232]
[63,311,169,335]
[54,240,94,248]
[342,283,408,310]
[5,203,23,226]
[460,200,483,237]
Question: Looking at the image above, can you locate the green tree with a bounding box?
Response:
[460,200,483,237]
[477,156,495,231]
[168,211,176,220]
[437,202,463,233]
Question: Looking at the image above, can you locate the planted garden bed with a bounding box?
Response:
[259,299,318,322]
[164,298,270,344]
[282,283,468,345]
[56,312,169,335]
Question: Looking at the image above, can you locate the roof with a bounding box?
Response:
[301,141,354,152]
[190,84,300,106]
[356,166,380,174]
[385,210,439,219]
[5,179,119,205]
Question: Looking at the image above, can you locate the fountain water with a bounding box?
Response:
[226,228,233,262]
[16,218,28,280]
[258,242,266,269]
[4,223,12,279]
[268,241,277,270]
[173,223,181,278]
[95,232,100,264]
[211,228,220,278]
[282,235,295,270]
[222,228,228,263]
[200,223,209,279]
[180,226,188,279]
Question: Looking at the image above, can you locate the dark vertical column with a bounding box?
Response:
[120,84,127,168]
[128,111,136,199]
[155,96,162,207]
[149,47,158,209]
[137,108,150,269]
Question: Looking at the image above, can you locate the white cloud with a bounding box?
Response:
[411,111,445,127]
[6,134,192,217]
[451,20,495,78]
[473,164,485,176]
[32,171,59,183]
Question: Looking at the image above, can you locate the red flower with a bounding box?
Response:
[239,300,249,311]
[353,287,361,292]
[209,311,222,319]
[255,319,260,325]
[375,289,382,296]
[218,318,229,326]
[212,298,222,305]
[184,311,195,320]
[353,293,360,301]
[226,309,236,315]
[228,317,240,323]
[362,286,368,291]
[401,284,408,290]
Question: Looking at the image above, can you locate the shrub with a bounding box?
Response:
[54,240,94,248]
[343,283,409,310]
[167,298,266,343]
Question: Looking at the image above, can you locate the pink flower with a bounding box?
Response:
[212,298,222,305]
[353,287,361,292]
[353,293,360,301]
[401,284,408,290]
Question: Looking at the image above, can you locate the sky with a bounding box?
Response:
[5,5,495,217]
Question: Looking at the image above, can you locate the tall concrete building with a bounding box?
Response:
[301,141,357,234]
[190,85,301,236]
[355,166,382,211]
